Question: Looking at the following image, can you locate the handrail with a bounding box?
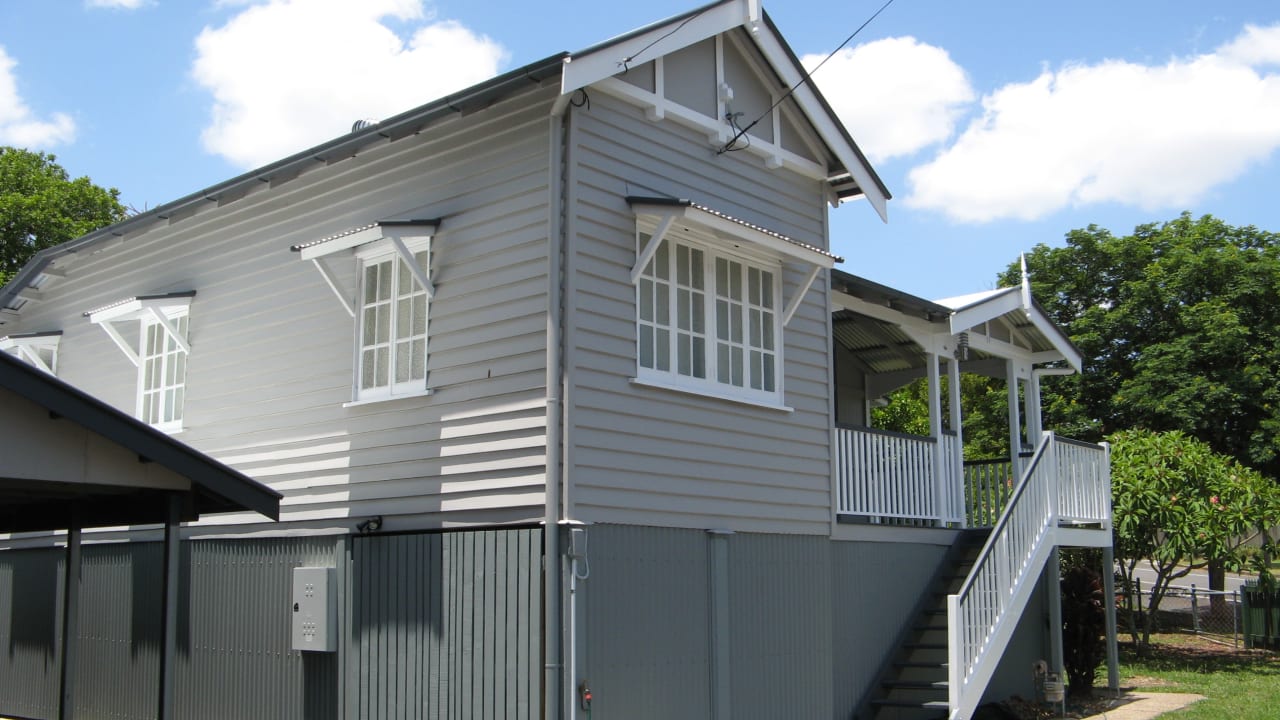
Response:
[833,423,938,443]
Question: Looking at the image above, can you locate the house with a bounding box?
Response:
[0,2,1114,719]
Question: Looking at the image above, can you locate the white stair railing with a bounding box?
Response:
[947,432,1059,720]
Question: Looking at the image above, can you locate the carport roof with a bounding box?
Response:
[0,351,281,533]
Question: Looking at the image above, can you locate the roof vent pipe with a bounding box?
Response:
[351,118,379,132]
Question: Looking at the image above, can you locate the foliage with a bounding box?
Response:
[1061,565,1107,697]
[1000,213,1280,478]
[0,147,126,285]
[1110,429,1280,649]
[870,373,1016,460]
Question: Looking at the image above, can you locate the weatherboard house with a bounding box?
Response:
[0,2,1115,720]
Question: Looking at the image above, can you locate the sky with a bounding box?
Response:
[2,0,1279,300]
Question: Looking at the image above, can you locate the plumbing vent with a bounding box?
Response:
[351,118,379,132]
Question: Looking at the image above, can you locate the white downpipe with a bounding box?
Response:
[544,90,572,720]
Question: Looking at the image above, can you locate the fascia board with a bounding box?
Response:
[947,288,1023,336]
[748,27,888,221]
[562,0,752,95]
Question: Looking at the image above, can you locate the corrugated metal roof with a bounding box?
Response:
[627,196,842,262]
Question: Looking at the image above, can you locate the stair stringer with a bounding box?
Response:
[946,524,1059,720]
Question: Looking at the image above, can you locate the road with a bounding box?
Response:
[1126,564,1250,594]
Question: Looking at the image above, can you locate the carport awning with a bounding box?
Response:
[0,351,280,533]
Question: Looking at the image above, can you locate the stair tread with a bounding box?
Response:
[904,642,947,649]
[883,679,948,689]
[871,698,950,709]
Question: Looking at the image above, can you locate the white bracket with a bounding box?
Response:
[630,215,676,285]
[147,307,191,355]
[99,322,140,368]
[781,264,822,327]
[389,235,434,300]
[311,258,355,318]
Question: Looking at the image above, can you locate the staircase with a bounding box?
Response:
[865,531,987,720]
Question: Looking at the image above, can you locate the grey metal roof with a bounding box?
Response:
[82,290,197,318]
[627,196,843,263]
[289,218,441,253]
[0,351,281,532]
[831,269,952,322]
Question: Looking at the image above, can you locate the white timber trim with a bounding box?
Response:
[629,215,676,285]
[781,264,821,327]
[86,294,194,368]
[630,201,836,269]
[310,258,355,318]
[100,322,140,367]
[0,333,61,374]
[389,234,435,300]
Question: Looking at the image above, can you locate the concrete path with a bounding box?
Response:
[1079,691,1205,719]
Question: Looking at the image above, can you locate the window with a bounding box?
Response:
[86,292,194,432]
[354,239,430,401]
[0,331,60,374]
[292,220,438,404]
[638,232,779,400]
[629,198,840,408]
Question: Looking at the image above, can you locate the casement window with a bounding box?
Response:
[0,331,61,375]
[86,292,194,433]
[291,220,437,404]
[629,197,840,408]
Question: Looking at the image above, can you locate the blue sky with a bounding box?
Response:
[2,0,1279,299]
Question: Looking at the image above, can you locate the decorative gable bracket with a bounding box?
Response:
[85,292,195,368]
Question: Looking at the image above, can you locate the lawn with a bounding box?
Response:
[1117,633,1280,719]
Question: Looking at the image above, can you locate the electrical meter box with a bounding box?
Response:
[291,566,336,652]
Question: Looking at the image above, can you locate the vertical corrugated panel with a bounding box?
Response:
[74,543,163,720]
[584,524,712,719]
[728,533,834,720]
[177,537,342,720]
[0,547,64,720]
[353,527,541,720]
[829,539,947,719]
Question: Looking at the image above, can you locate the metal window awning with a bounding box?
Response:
[291,219,439,317]
[84,292,195,368]
[0,351,280,720]
[627,196,840,327]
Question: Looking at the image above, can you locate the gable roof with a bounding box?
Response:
[0,351,281,532]
[0,1,886,317]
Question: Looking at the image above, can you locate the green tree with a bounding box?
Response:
[872,373,1015,460]
[1110,429,1280,650]
[1000,213,1280,475]
[0,147,127,285]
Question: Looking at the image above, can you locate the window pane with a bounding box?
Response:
[761,271,774,309]
[717,344,729,382]
[363,307,378,345]
[691,292,704,334]
[398,256,411,292]
[731,308,742,343]
[731,346,743,386]
[376,305,390,344]
[396,342,411,383]
[164,389,176,423]
[654,240,669,281]
[716,258,728,296]
[639,279,654,322]
[364,265,379,303]
[763,313,774,351]
[749,267,760,305]
[655,283,669,324]
[677,290,690,331]
[729,262,742,299]
[692,337,706,379]
[411,339,425,379]
[374,347,389,387]
[677,334,691,376]
[676,245,690,286]
[640,327,654,369]
[361,349,376,389]
[750,350,763,390]
[763,354,775,391]
[716,299,729,340]
[690,248,704,290]
[412,296,427,335]
[656,329,670,372]
[377,261,392,299]
[750,309,761,347]
[396,297,411,337]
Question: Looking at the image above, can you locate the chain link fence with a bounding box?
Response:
[1116,579,1243,646]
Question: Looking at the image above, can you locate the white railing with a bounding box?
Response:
[836,425,938,521]
[946,433,1110,720]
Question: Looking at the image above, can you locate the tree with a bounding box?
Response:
[871,373,1015,460]
[1109,429,1280,650]
[0,147,127,285]
[1002,214,1280,597]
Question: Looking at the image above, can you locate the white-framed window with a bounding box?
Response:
[629,198,839,409]
[353,237,430,402]
[86,292,194,433]
[637,231,780,402]
[292,220,438,405]
[0,331,61,375]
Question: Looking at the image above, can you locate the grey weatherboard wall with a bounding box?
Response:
[580,524,949,720]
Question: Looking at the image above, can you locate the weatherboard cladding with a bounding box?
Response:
[9,82,555,531]
[565,88,835,534]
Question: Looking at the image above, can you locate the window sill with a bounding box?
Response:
[343,388,434,408]
[628,377,793,413]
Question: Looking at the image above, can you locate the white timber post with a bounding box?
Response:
[1006,359,1022,477]
[948,356,964,525]
[927,350,944,523]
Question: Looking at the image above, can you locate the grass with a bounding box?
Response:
[1116,633,1280,719]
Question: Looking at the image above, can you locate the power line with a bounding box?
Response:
[716,0,898,155]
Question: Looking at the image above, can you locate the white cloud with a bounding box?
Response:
[86,0,148,9]
[192,0,507,169]
[803,37,974,163]
[0,46,76,148]
[905,23,1280,223]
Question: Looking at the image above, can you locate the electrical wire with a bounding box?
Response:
[716,0,898,155]
[619,7,709,73]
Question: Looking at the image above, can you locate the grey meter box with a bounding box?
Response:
[291,567,336,652]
